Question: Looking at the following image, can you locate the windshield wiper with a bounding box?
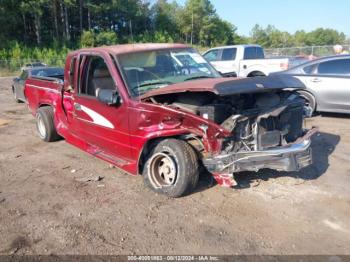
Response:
[138,81,173,88]
[131,80,174,96]
[184,75,214,81]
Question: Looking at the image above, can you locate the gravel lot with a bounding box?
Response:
[0,76,350,255]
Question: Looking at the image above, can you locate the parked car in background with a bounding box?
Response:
[203,45,303,77]
[12,67,63,102]
[24,43,316,198]
[272,55,350,114]
[271,55,310,68]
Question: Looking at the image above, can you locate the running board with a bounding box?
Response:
[97,151,129,166]
[64,132,137,174]
[86,144,130,167]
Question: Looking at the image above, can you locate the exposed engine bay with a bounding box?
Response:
[140,75,316,187]
[148,90,305,154]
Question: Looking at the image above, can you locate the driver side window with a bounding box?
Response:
[79,56,115,97]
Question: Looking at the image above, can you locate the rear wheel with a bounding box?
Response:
[35,107,60,142]
[143,139,199,198]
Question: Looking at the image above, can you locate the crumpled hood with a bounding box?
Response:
[140,75,305,99]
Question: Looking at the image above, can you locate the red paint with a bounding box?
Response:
[24,44,232,184]
[212,173,238,188]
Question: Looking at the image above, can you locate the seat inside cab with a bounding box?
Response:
[83,57,115,96]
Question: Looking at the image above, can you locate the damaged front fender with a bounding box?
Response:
[204,128,318,186]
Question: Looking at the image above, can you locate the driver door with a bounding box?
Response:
[65,54,132,161]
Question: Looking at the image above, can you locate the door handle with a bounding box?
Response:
[311,78,322,83]
[74,103,82,111]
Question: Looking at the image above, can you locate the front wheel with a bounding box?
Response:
[143,139,199,198]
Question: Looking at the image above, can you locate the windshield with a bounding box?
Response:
[117,48,221,97]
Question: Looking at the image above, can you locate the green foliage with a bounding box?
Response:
[154,31,174,43]
[0,41,68,73]
[305,28,346,46]
[80,31,95,48]
[79,30,118,48]
[250,25,347,48]
[152,0,181,37]
[95,31,118,46]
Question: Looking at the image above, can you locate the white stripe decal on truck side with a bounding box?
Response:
[80,105,114,129]
[27,84,60,93]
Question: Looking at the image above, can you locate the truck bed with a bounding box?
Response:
[24,76,63,117]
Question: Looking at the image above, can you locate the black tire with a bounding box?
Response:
[298,91,316,115]
[35,107,60,142]
[143,139,199,198]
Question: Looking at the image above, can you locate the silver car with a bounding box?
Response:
[274,55,350,114]
[12,67,63,103]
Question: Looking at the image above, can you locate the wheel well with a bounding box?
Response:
[137,135,201,175]
[38,104,52,108]
[138,137,174,175]
[247,71,266,77]
[298,90,317,109]
[36,104,53,116]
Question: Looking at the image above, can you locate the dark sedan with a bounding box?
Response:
[12,67,64,102]
[272,55,350,114]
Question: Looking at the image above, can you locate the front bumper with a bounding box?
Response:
[203,128,318,187]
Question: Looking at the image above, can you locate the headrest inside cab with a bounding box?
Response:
[93,68,111,78]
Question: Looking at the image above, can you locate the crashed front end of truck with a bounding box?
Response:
[202,92,317,187]
[142,75,317,187]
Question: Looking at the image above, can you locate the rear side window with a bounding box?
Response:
[221,48,237,61]
[303,64,316,74]
[317,59,350,75]
[204,49,220,62]
[244,47,265,60]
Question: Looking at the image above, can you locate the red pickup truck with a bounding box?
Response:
[24,43,317,197]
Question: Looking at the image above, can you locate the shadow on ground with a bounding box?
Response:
[318,112,350,119]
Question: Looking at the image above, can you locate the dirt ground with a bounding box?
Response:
[0,76,350,255]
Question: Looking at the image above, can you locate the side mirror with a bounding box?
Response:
[97,89,121,106]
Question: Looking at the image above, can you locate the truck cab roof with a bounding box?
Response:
[70,43,190,56]
[206,44,262,51]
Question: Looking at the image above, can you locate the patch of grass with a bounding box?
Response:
[0,68,19,77]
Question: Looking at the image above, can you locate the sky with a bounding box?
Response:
[162,0,350,37]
